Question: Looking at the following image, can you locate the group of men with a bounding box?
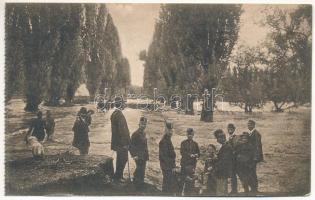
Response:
[27,98,263,196]
[109,99,264,195]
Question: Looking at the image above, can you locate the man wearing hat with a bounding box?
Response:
[180,128,200,194]
[111,96,131,182]
[227,123,239,194]
[247,120,263,193]
[130,116,149,190]
[72,107,92,155]
[159,121,177,194]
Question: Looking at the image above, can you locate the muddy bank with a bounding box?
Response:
[6,153,113,195]
[6,153,160,196]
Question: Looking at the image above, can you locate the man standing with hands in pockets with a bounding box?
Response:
[111,97,130,183]
[130,117,149,190]
[159,121,177,195]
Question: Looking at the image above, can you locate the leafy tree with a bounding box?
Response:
[83,4,105,99]
[18,4,56,111]
[6,3,129,111]
[47,4,85,105]
[83,7,127,99]
[5,5,25,101]
[116,57,131,94]
[225,45,266,112]
[261,5,312,111]
[143,4,242,121]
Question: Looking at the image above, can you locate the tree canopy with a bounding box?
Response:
[5,3,131,111]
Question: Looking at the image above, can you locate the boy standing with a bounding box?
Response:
[227,123,239,194]
[213,129,233,196]
[180,128,200,194]
[130,117,149,190]
[72,107,92,155]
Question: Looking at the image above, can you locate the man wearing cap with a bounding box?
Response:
[180,128,200,194]
[213,129,233,196]
[72,107,92,155]
[130,117,149,190]
[247,120,263,193]
[227,123,239,194]
[159,121,177,194]
[111,97,131,182]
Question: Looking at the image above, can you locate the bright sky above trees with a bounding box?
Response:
[108,4,297,86]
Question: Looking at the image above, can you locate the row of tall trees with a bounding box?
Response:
[141,4,243,122]
[142,4,311,118]
[6,4,131,111]
[221,5,311,112]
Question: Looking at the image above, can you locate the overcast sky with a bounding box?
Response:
[107,4,296,86]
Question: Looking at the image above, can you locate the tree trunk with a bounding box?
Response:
[65,85,75,105]
[273,101,284,112]
[47,96,60,106]
[170,97,177,109]
[200,108,213,122]
[24,95,41,112]
[200,95,213,122]
[244,103,253,113]
[185,96,194,115]
[248,105,252,113]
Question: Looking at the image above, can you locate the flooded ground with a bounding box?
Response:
[5,99,311,196]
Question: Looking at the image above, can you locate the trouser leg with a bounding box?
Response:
[162,169,173,194]
[181,165,196,195]
[238,167,250,193]
[79,146,89,155]
[134,160,146,186]
[114,149,128,180]
[206,174,217,195]
[216,177,228,196]
[248,163,258,192]
[231,168,238,193]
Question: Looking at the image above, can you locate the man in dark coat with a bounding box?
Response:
[72,107,92,155]
[130,117,149,190]
[159,121,176,195]
[111,97,130,182]
[235,132,256,193]
[180,128,200,194]
[227,123,239,194]
[27,111,46,142]
[247,120,263,193]
[213,129,233,196]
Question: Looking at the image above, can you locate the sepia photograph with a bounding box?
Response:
[3,1,312,197]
